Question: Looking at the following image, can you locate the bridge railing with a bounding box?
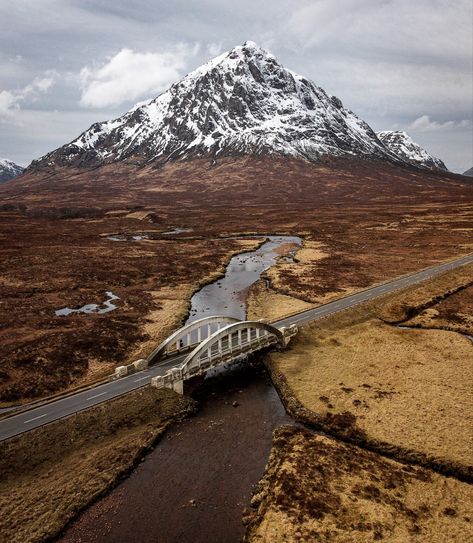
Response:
[146,315,240,365]
[151,320,297,393]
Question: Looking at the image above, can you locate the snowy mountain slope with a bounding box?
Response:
[376,131,447,171]
[30,41,401,170]
[0,158,24,182]
[462,167,473,177]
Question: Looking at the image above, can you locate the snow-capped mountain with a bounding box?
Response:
[0,158,24,182]
[31,41,401,170]
[376,131,447,171]
[463,167,473,177]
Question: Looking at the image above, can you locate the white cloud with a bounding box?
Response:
[206,42,223,57]
[79,45,198,108]
[409,115,471,132]
[0,71,57,122]
[0,70,58,123]
[0,91,18,118]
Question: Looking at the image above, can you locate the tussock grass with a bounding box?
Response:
[263,263,473,480]
[0,387,195,543]
[245,427,473,543]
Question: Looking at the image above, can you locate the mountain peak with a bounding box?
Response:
[30,43,401,170]
[229,40,272,58]
[0,158,24,182]
[377,131,448,171]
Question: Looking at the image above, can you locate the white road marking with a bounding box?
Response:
[24,413,47,424]
[134,376,149,382]
[87,391,107,400]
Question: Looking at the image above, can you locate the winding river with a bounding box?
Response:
[58,235,301,543]
[188,235,301,322]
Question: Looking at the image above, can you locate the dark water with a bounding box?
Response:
[59,362,294,543]
[58,235,302,543]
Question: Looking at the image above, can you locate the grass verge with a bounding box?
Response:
[0,387,196,543]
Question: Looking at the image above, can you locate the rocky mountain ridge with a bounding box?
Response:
[30,41,403,170]
[377,131,448,171]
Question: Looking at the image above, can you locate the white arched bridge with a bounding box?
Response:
[146,316,298,394]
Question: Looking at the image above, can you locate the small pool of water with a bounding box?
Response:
[107,235,148,242]
[55,291,120,317]
[161,227,193,235]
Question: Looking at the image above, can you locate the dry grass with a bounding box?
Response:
[247,280,315,321]
[379,263,473,324]
[270,320,472,473]
[264,239,336,304]
[0,387,195,543]
[261,263,473,480]
[402,284,473,336]
[245,426,473,543]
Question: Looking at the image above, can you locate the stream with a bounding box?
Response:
[188,235,301,322]
[58,235,301,543]
[55,291,120,317]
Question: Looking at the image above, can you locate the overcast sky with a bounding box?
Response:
[0,0,472,172]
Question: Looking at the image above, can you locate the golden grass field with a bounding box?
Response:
[262,263,473,480]
[245,426,473,543]
[0,388,195,543]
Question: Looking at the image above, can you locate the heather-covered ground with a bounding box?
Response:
[1,157,472,402]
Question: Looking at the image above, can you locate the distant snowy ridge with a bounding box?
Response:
[462,167,473,177]
[30,41,402,170]
[0,158,24,182]
[377,131,447,171]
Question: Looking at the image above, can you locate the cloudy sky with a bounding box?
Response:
[1,0,472,172]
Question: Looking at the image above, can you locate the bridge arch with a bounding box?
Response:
[179,320,286,376]
[147,315,240,365]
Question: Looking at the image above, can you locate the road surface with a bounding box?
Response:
[1,251,472,442]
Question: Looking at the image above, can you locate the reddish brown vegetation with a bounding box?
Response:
[1,156,472,400]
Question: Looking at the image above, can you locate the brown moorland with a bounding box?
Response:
[0,214,262,402]
[1,156,472,402]
[245,426,473,543]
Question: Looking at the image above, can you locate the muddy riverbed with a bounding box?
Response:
[57,235,302,543]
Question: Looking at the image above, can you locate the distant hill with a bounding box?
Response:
[0,158,24,182]
[376,131,448,171]
[463,167,473,177]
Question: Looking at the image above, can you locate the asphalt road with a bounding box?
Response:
[1,252,472,442]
